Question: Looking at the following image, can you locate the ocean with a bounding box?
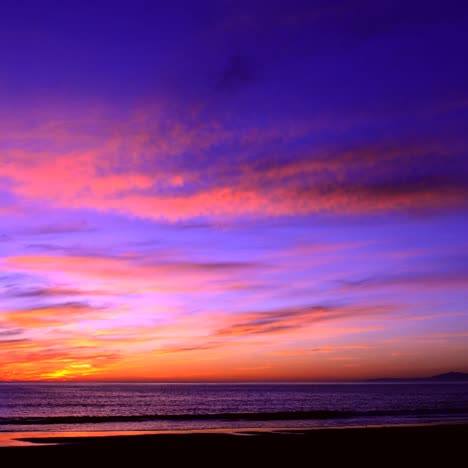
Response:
[1,382,468,433]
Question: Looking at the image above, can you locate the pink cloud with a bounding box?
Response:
[1,101,465,221]
[2,253,262,296]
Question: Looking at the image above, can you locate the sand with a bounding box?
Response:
[1,423,467,466]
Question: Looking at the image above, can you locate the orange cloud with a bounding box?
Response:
[4,302,106,328]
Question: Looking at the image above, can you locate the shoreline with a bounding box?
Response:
[2,422,467,465]
[2,420,467,445]
[1,419,467,446]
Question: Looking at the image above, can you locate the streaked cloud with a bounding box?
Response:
[3,302,106,328]
[215,304,391,338]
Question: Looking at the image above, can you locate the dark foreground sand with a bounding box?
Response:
[2,424,467,466]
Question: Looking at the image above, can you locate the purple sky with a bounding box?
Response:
[0,0,467,381]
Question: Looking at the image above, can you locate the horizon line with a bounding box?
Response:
[1,372,467,385]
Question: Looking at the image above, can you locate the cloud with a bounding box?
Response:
[1,252,265,297]
[341,270,468,291]
[5,254,261,276]
[0,338,29,345]
[0,328,24,337]
[23,221,95,235]
[81,179,466,221]
[0,100,466,222]
[215,303,390,338]
[276,344,374,356]
[155,342,222,354]
[1,341,123,380]
[3,302,106,328]
[4,286,107,298]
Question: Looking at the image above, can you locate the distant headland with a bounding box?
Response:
[368,372,468,382]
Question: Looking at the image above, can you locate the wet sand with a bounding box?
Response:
[2,423,467,466]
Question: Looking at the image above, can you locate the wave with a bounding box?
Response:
[1,408,468,426]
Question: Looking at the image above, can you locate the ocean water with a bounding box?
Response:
[1,382,468,433]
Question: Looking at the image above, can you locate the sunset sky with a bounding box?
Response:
[1,0,467,381]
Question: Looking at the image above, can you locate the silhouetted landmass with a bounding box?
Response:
[368,372,468,382]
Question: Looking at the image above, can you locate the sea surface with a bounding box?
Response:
[1,382,468,433]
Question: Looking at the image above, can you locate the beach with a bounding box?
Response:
[2,383,467,465]
[2,423,467,465]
